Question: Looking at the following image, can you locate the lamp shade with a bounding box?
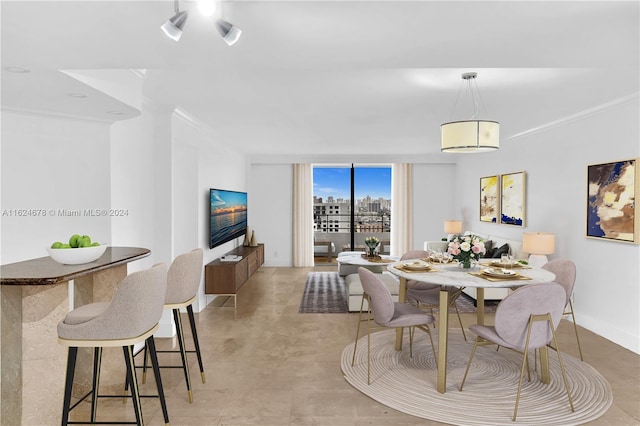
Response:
[444,220,463,234]
[161,10,188,42]
[522,232,555,255]
[441,120,500,153]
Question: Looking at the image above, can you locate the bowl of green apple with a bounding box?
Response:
[47,234,107,265]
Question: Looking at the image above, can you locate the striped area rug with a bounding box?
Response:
[299,271,348,313]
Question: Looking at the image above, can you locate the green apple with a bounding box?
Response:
[78,236,92,248]
[51,241,63,249]
[60,244,71,249]
[90,242,100,247]
[69,234,81,248]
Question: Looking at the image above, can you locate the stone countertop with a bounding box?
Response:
[0,246,150,286]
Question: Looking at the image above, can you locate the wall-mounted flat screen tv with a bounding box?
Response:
[209,188,248,249]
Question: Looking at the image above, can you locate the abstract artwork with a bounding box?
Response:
[500,171,526,226]
[480,175,499,223]
[587,158,638,244]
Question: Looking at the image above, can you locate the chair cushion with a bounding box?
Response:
[62,302,110,325]
[384,302,435,327]
[469,324,512,348]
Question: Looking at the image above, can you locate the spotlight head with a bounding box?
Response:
[161,10,189,42]
[216,19,242,46]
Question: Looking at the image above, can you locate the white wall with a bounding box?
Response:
[110,102,159,272]
[249,164,293,267]
[1,111,111,264]
[454,99,640,353]
[412,164,457,249]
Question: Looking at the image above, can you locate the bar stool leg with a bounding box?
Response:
[123,345,143,425]
[173,308,193,403]
[141,343,149,383]
[186,304,206,383]
[146,336,170,424]
[90,347,102,423]
[61,347,78,426]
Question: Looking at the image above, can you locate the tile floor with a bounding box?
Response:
[71,266,639,425]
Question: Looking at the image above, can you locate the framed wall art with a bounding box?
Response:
[480,175,499,223]
[500,171,526,226]
[586,158,638,244]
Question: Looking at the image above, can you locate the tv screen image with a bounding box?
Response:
[209,189,248,249]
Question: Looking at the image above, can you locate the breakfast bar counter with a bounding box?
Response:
[1,247,150,425]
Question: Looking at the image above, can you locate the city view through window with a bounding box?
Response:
[313,166,391,255]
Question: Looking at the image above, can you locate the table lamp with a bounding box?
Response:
[522,232,555,268]
[444,220,463,240]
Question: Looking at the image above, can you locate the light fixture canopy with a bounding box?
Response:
[441,72,499,153]
[523,232,555,267]
[216,19,242,46]
[161,1,188,42]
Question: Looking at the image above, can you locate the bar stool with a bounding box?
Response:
[58,263,170,425]
[140,248,204,403]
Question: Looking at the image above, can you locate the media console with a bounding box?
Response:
[205,243,264,307]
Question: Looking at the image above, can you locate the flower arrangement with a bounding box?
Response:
[447,234,486,268]
[364,236,380,257]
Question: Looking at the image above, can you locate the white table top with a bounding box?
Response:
[339,254,400,266]
[387,259,556,289]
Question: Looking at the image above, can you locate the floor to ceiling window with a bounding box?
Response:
[313,164,391,263]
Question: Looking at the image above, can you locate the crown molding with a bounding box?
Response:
[506,92,639,141]
[1,105,115,124]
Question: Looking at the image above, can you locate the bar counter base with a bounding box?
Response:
[1,247,149,426]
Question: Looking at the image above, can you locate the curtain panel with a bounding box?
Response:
[391,163,413,257]
[292,163,314,267]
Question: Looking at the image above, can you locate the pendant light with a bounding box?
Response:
[441,72,499,153]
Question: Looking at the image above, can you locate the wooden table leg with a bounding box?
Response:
[395,277,407,350]
[437,288,449,393]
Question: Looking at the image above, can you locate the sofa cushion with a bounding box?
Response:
[483,240,495,256]
[492,243,510,258]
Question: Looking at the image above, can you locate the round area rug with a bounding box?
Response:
[341,329,612,425]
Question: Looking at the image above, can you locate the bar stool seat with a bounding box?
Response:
[140,248,204,404]
[58,263,170,426]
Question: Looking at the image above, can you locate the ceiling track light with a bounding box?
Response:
[161,0,188,42]
[216,19,242,46]
[440,72,500,153]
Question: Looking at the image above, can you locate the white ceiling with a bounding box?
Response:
[2,1,638,157]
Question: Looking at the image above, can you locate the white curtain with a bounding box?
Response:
[292,163,314,267]
[391,163,413,257]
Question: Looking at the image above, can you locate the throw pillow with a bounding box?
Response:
[492,243,510,259]
[483,240,495,258]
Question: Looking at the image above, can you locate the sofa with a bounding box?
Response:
[337,251,384,277]
[424,233,523,302]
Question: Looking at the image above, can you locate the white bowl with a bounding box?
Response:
[47,244,108,265]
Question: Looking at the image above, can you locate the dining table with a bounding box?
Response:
[387,259,556,393]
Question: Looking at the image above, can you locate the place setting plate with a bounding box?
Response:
[398,261,433,272]
[482,267,517,278]
[490,260,528,269]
